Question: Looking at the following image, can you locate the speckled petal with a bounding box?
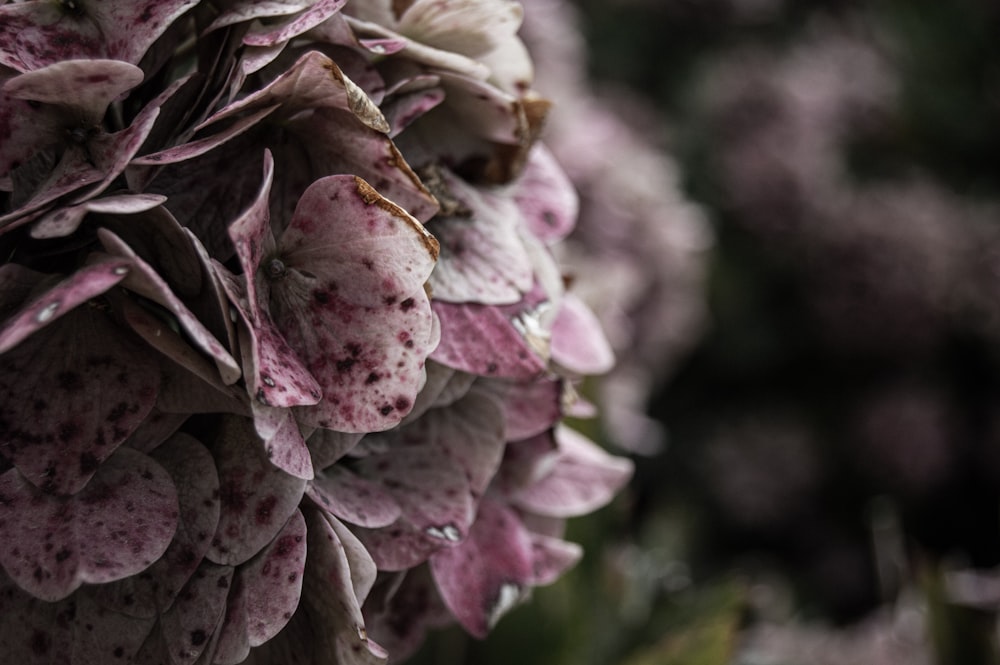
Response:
[430,300,546,379]
[2,59,143,123]
[0,302,159,495]
[307,465,401,528]
[272,175,439,433]
[514,144,578,245]
[0,0,199,72]
[0,447,178,602]
[207,416,306,566]
[0,573,157,665]
[94,433,221,618]
[429,498,534,638]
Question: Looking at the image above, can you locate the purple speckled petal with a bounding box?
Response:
[223,150,322,410]
[3,59,143,122]
[159,561,234,665]
[363,566,453,664]
[514,144,578,245]
[272,175,439,433]
[427,169,533,305]
[242,0,347,46]
[307,465,402,528]
[511,426,633,518]
[0,0,199,72]
[0,300,159,494]
[207,415,306,566]
[0,257,130,354]
[382,87,445,137]
[430,300,546,379]
[429,498,534,638]
[93,433,221,618]
[550,293,615,375]
[240,508,307,648]
[147,435,222,611]
[0,447,178,602]
[0,573,157,664]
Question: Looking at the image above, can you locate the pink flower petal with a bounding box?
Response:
[511,426,633,518]
[430,498,534,638]
[272,175,439,432]
[550,293,615,376]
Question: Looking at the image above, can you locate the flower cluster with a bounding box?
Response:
[0,1,632,662]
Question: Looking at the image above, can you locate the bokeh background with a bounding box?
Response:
[411,1,1000,663]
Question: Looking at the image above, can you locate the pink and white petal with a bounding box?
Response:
[359,446,474,537]
[222,270,322,410]
[429,498,534,638]
[494,430,558,497]
[0,447,178,602]
[207,416,307,566]
[2,59,143,122]
[274,271,437,434]
[514,143,578,244]
[428,172,533,305]
[0,257,130,353]
[550,293,615,376]
[0,2,103,72]
[479,32,533,94]
[411,388,506,495]
[527,532,582,586]
[382,87,445,137]
[306,465,401,528]
[430,300,546,379]
[280,174,438,307]
[0,304,159,494]
[511,426,633,518]
[396,0,524,59]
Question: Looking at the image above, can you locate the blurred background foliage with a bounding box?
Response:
[410,0,1000,663]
